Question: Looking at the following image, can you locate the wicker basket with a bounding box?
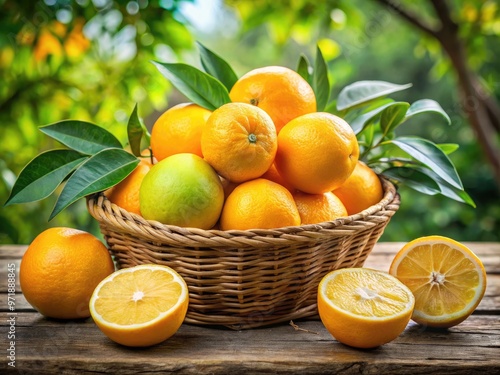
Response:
[87,177,399,329]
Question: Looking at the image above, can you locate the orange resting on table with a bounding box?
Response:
[20,227,115,319]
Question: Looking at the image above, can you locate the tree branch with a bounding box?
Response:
[474,80,500,133]
[428,0,461,46]
[372,0,438,38]
[429,0,456,31]
[373,0,500,189]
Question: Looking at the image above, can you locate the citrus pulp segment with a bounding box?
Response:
[389,236,487,328]
[318,268,415,348]
[89,264,189,347]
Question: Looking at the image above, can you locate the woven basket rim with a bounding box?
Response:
[87,176,398,239]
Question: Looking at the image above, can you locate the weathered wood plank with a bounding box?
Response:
[1,244,499,312]
[1,243,499,375]
[3,314,499,375]
[1,283,499,314]
[1,243,499,282]
[2,242,498,270]
[0,292,32,311]
[0,259,21,291]
[0,245,26,258]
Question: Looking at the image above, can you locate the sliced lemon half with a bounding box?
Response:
[389,235,487,328]
[318,267,415,348]
[89,264,189,347]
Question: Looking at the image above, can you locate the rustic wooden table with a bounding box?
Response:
[1,242,499,374]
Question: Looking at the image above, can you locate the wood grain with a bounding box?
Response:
[5,315,500,374]
[1,243,499,374]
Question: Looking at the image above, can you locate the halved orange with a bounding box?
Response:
[389,235,487,328]
[318,268,415,348]
[89,264,189,347]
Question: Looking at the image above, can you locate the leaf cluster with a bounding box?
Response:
[335,82,474,207]
[153,43,474,207]
[4,108,148,220]
[5,42,473,220]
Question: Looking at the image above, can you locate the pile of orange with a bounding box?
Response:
[20,65,486,351]
[106,65,385,230]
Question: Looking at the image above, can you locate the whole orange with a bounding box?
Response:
[333,161,384,215]
[201,102,277,183]
[220,178,301,230]
[275,112,359,194]
[20,227,115,319]
[150,103,212,162]
[293,191,347,225]
[229,66,317,133]
[140,153,224,229]
[105,158,152,215]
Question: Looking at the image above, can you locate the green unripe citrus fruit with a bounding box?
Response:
[140,153,224,229]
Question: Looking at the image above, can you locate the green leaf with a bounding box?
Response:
[380,102,410,135]
[39,120,123,155]
[312,46,330,111]
[360,122,376,151]
[0,214,19,243]
[424,169,476,207]
[399,165,475,207]
[197,42,238,91]
[296,54,312,85]
[337,81,412,111]
[152,61,231,110]
[127,104,148,157]
[406,99,451,124]
[5,150,87,206]
[437,143,460,155]
[324,99,338,115]
[382,166,441,195]
[350,101,406,134]
[49,148,139,220]
[443,186,475,207]
[389,136,463,190]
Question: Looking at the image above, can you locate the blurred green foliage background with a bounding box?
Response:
[1,0,499,244]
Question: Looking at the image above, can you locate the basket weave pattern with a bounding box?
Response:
[87,178,399,329]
